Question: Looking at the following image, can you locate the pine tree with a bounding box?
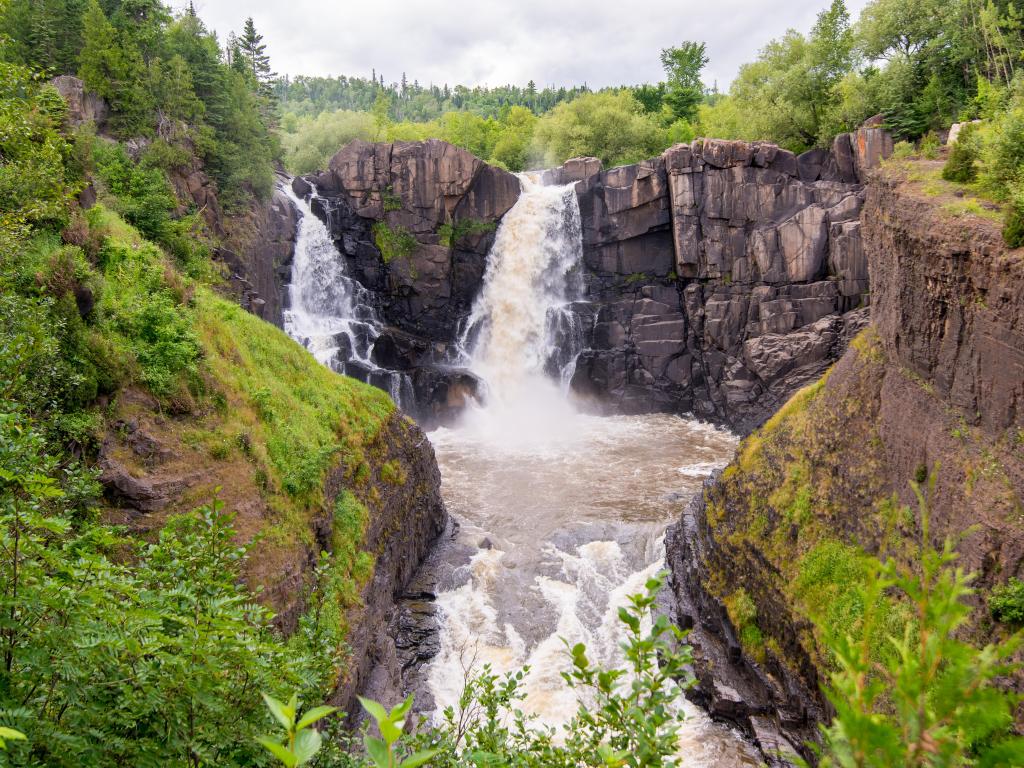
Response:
[237,17,275,88]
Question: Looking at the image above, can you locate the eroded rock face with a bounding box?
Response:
[288,127,890,433]
[566,136,880,432]
[664,166,1024,765]
[51,75,109,128]
[309,139,520,340]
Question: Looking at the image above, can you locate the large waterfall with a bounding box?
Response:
[282,172,755,764]
[454,176,587,443]
[282,185,414,408]
[424,176,758,765]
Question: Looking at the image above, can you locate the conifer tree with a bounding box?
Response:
[238,17,275,88]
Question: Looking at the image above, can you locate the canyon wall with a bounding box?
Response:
[664,162,1024,763]
[295,126,891,431]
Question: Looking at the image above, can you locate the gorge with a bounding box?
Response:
[252,118,928,765]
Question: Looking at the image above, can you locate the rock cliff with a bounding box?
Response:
[294,127,891,432]
[560,137,875,431]
[664,160,1024,763]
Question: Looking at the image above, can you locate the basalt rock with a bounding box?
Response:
[664,163,1024,764]
[282,124,890,433]
[564,133,884,432]
[51,75,108,129]
[308,139,520,340]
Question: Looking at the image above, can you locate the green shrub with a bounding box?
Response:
[980,106,1024,198]
[942,123,980,183]
[892,140,915,159]
[371,221,417,263]
[1002,182,1024,248]
[990,577,1024,625]
[813,484,1024,768]
[437,217,497,247]
[919,131,941,159]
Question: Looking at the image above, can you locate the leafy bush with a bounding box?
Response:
[990,577,1024,625]
[980,106,1024,198]
[919,131,941,159]
[891,140,915,159]
[372,221,417,263]
[438,218,497,247]
[1002,181,1024,248]
[812,484,1024,768]
[942,123,981,182]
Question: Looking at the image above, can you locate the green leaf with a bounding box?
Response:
[292,727,322,764]
[390,693,414,720]
[359,695,389,725]
[257,736,298,767]
[296,705,339,731]
[262,692,294,730]
[365,735,390,767]
[399,748,440,768]
[379,715,402,745]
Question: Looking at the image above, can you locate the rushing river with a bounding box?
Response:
[283,173,760,764]
[421,176,759,765]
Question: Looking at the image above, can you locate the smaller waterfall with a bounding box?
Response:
[457,175,587,436]
[282,184,415,408]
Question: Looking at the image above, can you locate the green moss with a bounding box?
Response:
[382,186,402,212]
[380,460,407,486]
[372,220,417,263]
[438,217,496,247]
[724,588,764,660]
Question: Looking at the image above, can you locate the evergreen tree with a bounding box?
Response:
[77,0,154,135]
[237,17,275,88]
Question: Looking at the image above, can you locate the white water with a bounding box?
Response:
[423,177,759,765]
[282,184,414,407]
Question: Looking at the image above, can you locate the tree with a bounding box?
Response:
[77,0,154,135]
[660,41,708,122]
[531,90,668,168]
[237,17,275,88]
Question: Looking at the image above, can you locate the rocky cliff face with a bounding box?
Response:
[664,162,1024,763]
[294,127,890,432]
[559,137,875,431]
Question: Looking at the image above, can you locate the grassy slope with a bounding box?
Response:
[88,201,394,623]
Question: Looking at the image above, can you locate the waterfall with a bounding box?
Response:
[457,174,586,434]
[281,184,414,408]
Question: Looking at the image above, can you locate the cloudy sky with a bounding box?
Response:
[188,0,871,91]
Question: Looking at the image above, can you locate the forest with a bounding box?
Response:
[0,0,1023,766]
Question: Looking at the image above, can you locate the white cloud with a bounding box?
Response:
[186,0,871,90]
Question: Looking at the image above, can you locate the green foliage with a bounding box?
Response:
[812,483,1024,768]
[1002,181,1024,248]
[697,0,855,151]
[0,406,321,766]
[359,696,438,768]
[531,91,668,169]
[438,218,496,248]
[660,42,708,123]
[258,693,338,767]
[942,123,980,182]
[372,221,417,264]
[981,106,1024,198]
[273,73,587,123]
[989,577,1024,626]
[891,139,915,159]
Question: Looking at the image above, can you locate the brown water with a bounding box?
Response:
[424,408,762,766]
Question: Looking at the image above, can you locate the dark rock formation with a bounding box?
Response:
[664,162,1024,763]
[333,413,448,717]
[275,125,890,432]
[217,175,298,325]
[565,137,877,432]
[307,139,520,340]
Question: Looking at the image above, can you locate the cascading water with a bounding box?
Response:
[282,183,415,408]
[454,175,588,442]
[424,176,759,765]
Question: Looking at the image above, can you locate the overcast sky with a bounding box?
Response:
[186,0,871,92]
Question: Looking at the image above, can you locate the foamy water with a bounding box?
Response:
[423,175,759,765]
